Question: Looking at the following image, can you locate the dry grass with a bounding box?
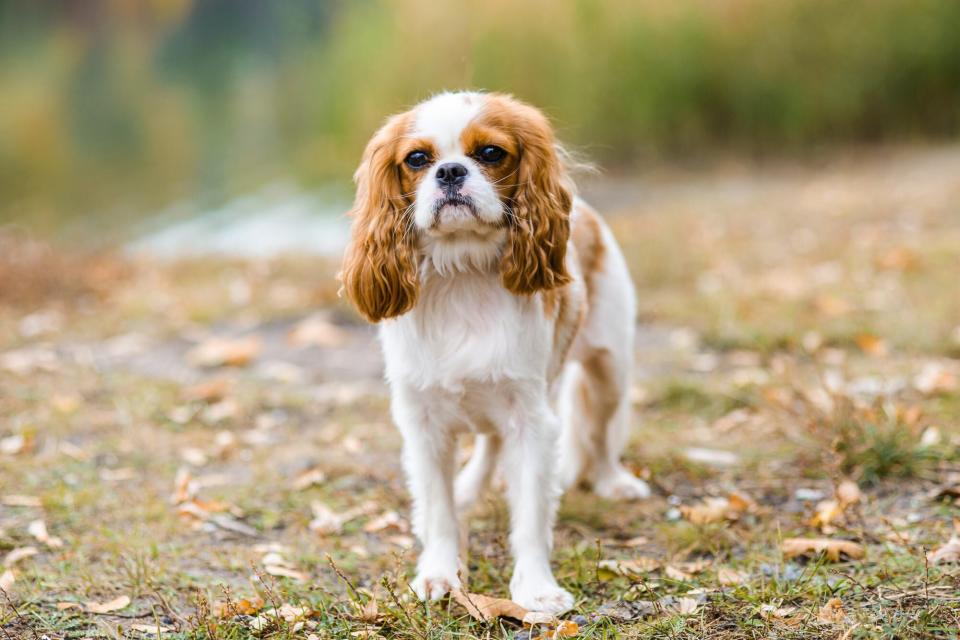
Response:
[2,146,960,639]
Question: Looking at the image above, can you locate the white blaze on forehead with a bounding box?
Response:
[412,92,486,156]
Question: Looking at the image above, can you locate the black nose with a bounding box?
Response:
[435,162,468,187]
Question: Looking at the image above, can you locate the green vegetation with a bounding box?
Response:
[2,0,960,233]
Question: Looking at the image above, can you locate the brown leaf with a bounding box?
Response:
[717,567,748,585]
[452,589,529,622]
[27,520,64,548]
[681,492,756,525]
[854,333,887,357]
[187,336,261,368]
[357,597,379,623]
[288,315,349,348]
[2,494,42,507]
[836,480,862,508]
[553,619,580,636]
[85,595,131,614]
[809,499,843,532]
[214,597,265,618]
[781,538,865,562]
[182,378,232,403]
[817,597,847,624]
[4,546,38,567]
[927,536,960,564]
[597,557,661,578]
[291,467,326,491]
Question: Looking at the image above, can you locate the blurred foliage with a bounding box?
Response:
[1,0,959,234]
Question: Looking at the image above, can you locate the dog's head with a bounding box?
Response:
[340,92,574,322]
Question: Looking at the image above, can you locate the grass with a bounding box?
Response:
[2,146,960,638]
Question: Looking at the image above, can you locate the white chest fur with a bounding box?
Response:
[379,271,552,391]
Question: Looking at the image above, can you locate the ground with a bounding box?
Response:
[2,146,960,639]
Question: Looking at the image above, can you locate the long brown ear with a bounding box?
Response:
[339,114,419,322]
[499,100,573,294]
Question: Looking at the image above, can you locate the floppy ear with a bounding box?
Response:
[500,103,573,295]
[339,115,420,322]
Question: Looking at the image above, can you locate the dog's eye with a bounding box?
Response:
[475,145,506,164]
[404,151,431,169]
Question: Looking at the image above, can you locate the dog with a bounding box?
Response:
[339,91,649,613]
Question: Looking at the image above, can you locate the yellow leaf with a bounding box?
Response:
[781,538,865,562]
[452,590,529,622]
[854,334,887,357]
[555,619,580,636]
[85,595,131,614]
[817,597,846,624]
[187,336,261,368]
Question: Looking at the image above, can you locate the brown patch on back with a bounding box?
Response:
[571,202,606,302]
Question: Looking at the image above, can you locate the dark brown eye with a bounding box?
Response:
[404,151,430,169]
[475,145,506,164]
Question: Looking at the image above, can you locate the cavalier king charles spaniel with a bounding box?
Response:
[339,91,649,613]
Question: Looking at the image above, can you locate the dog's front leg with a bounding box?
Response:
[392,386,461,601]
[502,387,575,614]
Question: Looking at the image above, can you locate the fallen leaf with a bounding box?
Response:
[288,315,349,348]
[171,468,198,505]
[357,597,379,623]
[180,447,209,467]
[914,362,958,395]
[817,597,847,624]
[57,602,82,610]
[27,520,64,548]
[452,590,530,621]
[2,495,41,507]
[671,597,701,615]
[664,565,694,581]
[309,501,347,535]
[781,538,865,562]
[4,546,38,567]
[0,570,13,592]
[854,333,887,357]
[182,378,232,403]
[927,536,960,564]
[836,480,862,508]
[553,619,580,636]
[262,553,309,582]
[810,500,843,532]
[292,467,326,491]
[363,510,408,533]
[717,567,748,585]
[682,448,740,468]
[876,247,918,271]
[187,336,261,368]
[0,434,29,456]
[85,595,131,614]
[759,603,798,620]
[214,596,265,617]
[680,492,756,525]
[597,557,661,578]
[522,611,558,626]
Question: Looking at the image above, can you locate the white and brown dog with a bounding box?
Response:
[339,91,648,613]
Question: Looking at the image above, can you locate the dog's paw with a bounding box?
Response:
[511,582,575,614]
[411,566,461,601]
[594,470,651,500]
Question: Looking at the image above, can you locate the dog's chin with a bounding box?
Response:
[426,200,502,239]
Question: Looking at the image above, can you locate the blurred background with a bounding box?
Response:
[2,0,959,249]
[3,4,960,633]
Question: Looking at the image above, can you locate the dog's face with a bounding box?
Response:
[340,92,574,322]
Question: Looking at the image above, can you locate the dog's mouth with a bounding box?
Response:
[431,193,478,220]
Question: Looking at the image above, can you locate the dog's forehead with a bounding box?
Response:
[411,92,486,155]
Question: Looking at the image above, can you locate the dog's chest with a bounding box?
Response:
[380,274,551,389]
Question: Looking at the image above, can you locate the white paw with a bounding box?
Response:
[411,566,461,601]
[594,470,651,500]
[511,582,575,614]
